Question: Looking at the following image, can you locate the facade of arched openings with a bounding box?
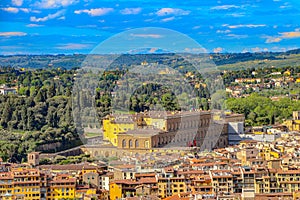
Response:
[135,139,139,148]
[129,139,133,148]
[164,136,168,144]
[122,139,126,148]
[94,151,98,157]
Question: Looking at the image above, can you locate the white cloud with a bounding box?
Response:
[213,47,223,53]
[2,7,40,14]
[130,34,163,38]
[56,43,91,50]
[12,0,23,6]
[227,34,248,39]
[251,47,261,52]
[211,5,240,10]
[156,8,190,16]
[223,24,266,29]
[2,7,19,13]
[0,32,27,37]
[120,8,141,15]
[161,16,175,22]
[74,8,114,16]
[2,7,34,13]
[34,0,79,9]
[263,48,269,51]
[265,37,282,43]
[227,12,246,17]
[26,24,44,27]
[265,30,300,43]
[30,10,65,22]
[216,29,231,34]
[20,8,30,13]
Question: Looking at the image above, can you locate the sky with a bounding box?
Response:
[0,0,300,55]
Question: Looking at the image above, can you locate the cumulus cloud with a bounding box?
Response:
[265,30,300,43]
[0,32,27,37]
[265,37,282,43]
[2,7,34,13]
[2,7,19,13]
[12,0,23,6]
[30,10,65,22]
[120,8,141,15]
[74,8,114,16]
[281,31,300,38]
[213,47,223,53]
[156,8,190,16]
[34,0,79,9]
[211,5,240,10]
[130,34,163,38]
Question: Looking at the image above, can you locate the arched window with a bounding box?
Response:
[129,139,133,148]
[135,140,139,148]
[122,139,126,148]
[144,140,149,148]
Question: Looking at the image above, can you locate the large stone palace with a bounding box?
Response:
[86,110,244,158]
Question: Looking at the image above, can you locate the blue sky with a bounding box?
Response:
[0,0,300,54]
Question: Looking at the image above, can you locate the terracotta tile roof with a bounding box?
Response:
[177,170,205,175]
[39,163,98,171]
[139,177,157,184]
[135,173,156,178]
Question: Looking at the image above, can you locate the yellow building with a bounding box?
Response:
[109,180,138,200]
[158,177,187,199]
[0,166,103,200]
[0,168,45,200]
[48,174,76,199]
[190,175,213,194]
[283,111,300,131]
[103,115,135,146]
[103,113,166,146]
[277,169,300,193]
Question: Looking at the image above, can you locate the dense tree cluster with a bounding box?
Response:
[226,93,300,126]
[0,67,80,162]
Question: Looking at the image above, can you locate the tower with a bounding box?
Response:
[27,152,40,166]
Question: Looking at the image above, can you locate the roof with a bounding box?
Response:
[139,177,157,184]
[39,163,98,171]
[135,173,156,177]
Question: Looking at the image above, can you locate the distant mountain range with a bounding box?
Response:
[0,48,299,70]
